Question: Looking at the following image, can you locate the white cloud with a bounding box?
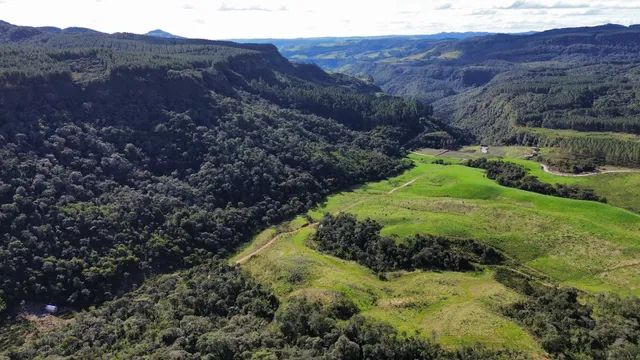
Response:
[0,0,638,39]
[218,0,287,12]
[502,0,588,9]
[569,9,603,16]
[435,3,453,10]
[471,9,498,15]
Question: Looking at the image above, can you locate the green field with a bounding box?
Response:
[234,150,640,353]
[307,154,640,294]
[521,163,640,214]
[233,224,542,354]
[421,146,640,213]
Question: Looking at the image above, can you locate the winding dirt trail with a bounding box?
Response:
[540,164,640,177]
[387,178,418,194]
[236,178,420,265]
[235,223,317,265]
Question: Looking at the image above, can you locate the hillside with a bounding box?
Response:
[310,153,640,296]
[0,20,458,321]
[2,18,640,359]
[14,148,640,358]
[233,151,640,358]
[274,25,640,166]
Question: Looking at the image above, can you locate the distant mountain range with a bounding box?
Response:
[232,32,493,66]
[0,21,186,42]
[232,31,493,46]
[235,23,640,166]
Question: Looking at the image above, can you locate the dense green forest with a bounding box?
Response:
[4,261,525,359]
[0,21,458,322]
[314,213,504,273]
[3,18,640,359]
[513,128,640,167]
[275,24,640,166]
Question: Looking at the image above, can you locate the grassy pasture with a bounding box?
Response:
[312,155,640,294]
[422,146,640,213]
[234,149,640,353]
[233,224,542,353]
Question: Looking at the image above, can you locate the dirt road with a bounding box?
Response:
[235,223,317,265]
[540,164,640,177]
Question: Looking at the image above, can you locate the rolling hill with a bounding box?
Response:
[232,32,491,70]
[233,150,640,358]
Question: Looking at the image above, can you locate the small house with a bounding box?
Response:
[480,145,489,154]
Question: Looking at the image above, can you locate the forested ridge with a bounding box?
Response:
[276,24,640,166]
[0,20,458,322]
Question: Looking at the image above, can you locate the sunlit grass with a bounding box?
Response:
[233,151,640,355]
[307,154,640,295]
[237,226,542,353]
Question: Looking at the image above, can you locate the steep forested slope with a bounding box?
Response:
[0,21,457,315]
[276,24,640,165]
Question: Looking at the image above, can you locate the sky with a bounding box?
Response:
[0,0,639,39]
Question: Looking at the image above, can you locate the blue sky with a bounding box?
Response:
[1,0,639,39]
